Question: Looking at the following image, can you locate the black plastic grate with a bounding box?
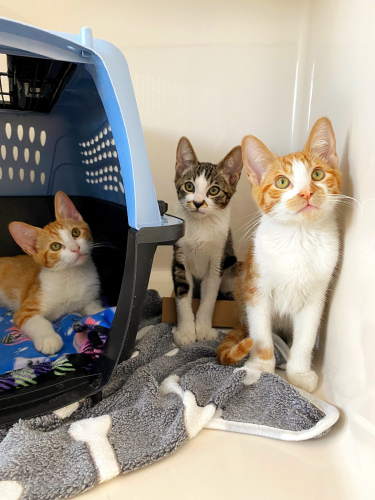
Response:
[0,55,77,113]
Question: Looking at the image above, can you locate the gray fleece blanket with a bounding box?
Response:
[0,300,339,500]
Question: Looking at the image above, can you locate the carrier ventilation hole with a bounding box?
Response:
[24,148,29,163]
[17,125,23,141]
[29,127,35,143]
[104,185,108,190]
[111,139,115,145]
[13,146,18,161]
[90,172,94,177]
[40,131,46,147]
[86,171,89,176]
[84,151,88,156]
[99,132,103,139]
[95,135,99,142]
[35,151,40,165]
[104,176,107,181]
[109,185,113,191]
[90,139,94,145]
[104,167,108,173]
[0,167,2,180]
[8,167,13,180]
[85,160,89,164]
[41,172,45,185]
[5,123,11,139]
[95,171,98,176]
[86,141,90,147]
[99,178,103,183]
[114,186,118,192]
[82,143,86,148]
[108,125,111,131]
[88,151,92,156]
[98,154,102,161]
[97,145,101,151]
[103,153,107,159]
[1,145,6,160]
[94,157,97,162]
[108,152,112,158]
[95,179,98,184]
[104,128,108,135]
[99,169,103,174]
[101,142,105,148]
[91,179,94,184]
[90,159,93,164]
[86,179,90,183]
[106,140,110,146]
[114,176,118,182]
[108,175,112,181]
[19,168,24,181]
[113,151,118,158]
[30,170,35,182]
[119,182,124,193]
[109,165,113,172]
[114,166,118,172]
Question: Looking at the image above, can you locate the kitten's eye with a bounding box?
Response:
[208,186,220,196]
[185,182,195,192]
[275,176,290,189]
[312,169,325,181]
[72,228,81,238]
[51,242,62,251]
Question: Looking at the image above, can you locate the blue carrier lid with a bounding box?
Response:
[0,18,162,231]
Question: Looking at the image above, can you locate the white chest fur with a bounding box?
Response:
[39,258,100,321]
[255,215,340,316]
[176,206,230,279]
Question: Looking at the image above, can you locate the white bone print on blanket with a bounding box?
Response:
[160,374,216,438]
[69,415,120,483]
[1,480,24,500]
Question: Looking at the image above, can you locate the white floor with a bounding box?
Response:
[76,270,369,500]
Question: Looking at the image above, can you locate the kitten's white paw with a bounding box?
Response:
[173,326,196,346]
[195,324,218,341]
[34,333,63,355]
[244,357,275,374]
[287,370,318,393]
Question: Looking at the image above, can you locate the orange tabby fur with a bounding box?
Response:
[0,192,102,354]
[217,117,342,366]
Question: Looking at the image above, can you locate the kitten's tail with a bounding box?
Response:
[217,328,254,365]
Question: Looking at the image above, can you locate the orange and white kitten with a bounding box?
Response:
[217,117,342,393]
[0,191,103,355]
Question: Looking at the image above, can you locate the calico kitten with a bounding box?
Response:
[217,117,341,393]
[173,137,243,346]
[0,191,103,355]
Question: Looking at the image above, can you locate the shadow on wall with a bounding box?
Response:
[144,129,259,272]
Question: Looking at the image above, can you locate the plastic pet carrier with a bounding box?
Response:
[0,19,184,424]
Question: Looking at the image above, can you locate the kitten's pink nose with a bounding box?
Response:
[71,243,80,253]
[299,189,313,202]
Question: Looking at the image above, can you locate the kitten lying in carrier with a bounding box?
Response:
[172,137,243,346]
[217,117,342,393]
[0,192,103,355]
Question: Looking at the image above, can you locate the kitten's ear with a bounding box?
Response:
[242,135,276,186]
[304,117,338,168]
[218,146,243,186]
[176,137,198,177]
[55,191,83,221]
[9,222,42,255]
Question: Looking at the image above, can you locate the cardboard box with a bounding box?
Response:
[162,296,241,328]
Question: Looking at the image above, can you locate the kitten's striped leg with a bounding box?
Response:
[286,299,324,393]
[195,269,221,341]
[244,293,275,373]
[172,249,195,346]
